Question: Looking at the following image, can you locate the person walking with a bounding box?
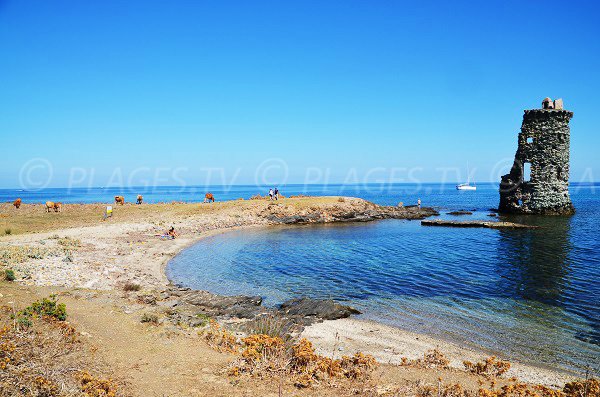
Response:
[269,188,274,200]
[274,187,279,200]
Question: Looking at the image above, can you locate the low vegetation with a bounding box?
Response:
[201,319,599,396]
[56,236,82,249]
[0,245,59,266]
[464,356,511,378]
[203,320,378,389]
[13,295,67,328]
[0,302,122,396]
[400,348,451,369]
[140,313,159,324]
[3,269,15,281]
[123,282,141,292]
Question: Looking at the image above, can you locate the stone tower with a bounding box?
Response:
[499,98,574,215]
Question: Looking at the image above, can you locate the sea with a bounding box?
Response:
[2,183,599,375]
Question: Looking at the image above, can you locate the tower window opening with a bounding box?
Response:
[523,163,531,182]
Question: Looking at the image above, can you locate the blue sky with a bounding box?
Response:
[0,0,599,188]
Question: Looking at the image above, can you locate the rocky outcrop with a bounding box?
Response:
[279,297,361,324]
[159,287,362,328]
[499,102,575,215]
[164,287,265,319]
[262,202,439,225]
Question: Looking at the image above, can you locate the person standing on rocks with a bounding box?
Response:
[417,198,421,209]
[274,187,279,200]
[269,188,274,200]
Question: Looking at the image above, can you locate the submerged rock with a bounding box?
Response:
[447,210,473,216]
[421,219,539,229]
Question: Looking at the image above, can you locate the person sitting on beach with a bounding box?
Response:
[167,226,177,239]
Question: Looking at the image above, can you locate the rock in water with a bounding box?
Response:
[278,297,361,322]
[499,99,575,215]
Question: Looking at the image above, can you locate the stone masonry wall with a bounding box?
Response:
[499,108,574,215]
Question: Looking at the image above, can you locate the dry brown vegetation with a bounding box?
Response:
[464,356,512,378]
[201,320,600,397]
[0,304,122,396]
[202,321,378,389]
[400,348,451,369]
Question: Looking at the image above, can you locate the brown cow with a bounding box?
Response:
[136,195,143,205]
[53,202,62,212]
[204,193,215,203]
[13,198,22,209]
[115,196,125,205]
[45,201,54,213]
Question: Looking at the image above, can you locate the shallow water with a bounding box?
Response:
[165,184,600,375]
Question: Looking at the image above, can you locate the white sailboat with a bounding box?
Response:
[456,164,477,191]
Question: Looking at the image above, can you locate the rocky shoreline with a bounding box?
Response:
[140,285,362,331]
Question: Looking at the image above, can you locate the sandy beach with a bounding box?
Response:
[0,197,582,395]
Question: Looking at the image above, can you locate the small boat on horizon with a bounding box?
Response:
[456,182,477,191]
[456,163,477,190]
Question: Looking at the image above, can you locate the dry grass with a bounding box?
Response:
[0,197,349,235]
[203,319,379,390]
[0,305,123,396]
[464,356,511,378]
[203,320,239,353]
[351,378,600,397]
[400,348,451,369]
[122,282,141,292]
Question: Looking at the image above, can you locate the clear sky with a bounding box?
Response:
[1,0,599,188]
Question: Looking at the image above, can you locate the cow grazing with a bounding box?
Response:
[115,196,125,205]
[136,195,143,205]
[204,193,215,203]
[53,202,62,212]
[13,198,22,209]
[45,201,54,213]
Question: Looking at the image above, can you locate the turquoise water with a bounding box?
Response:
[163,183,600,375]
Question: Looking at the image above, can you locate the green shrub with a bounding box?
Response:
[4,269,16,281]
[4,228,11,235]
[16,315,32,328]
[195,313,211,327]
[19,295,67,321]
[141,313,159,324]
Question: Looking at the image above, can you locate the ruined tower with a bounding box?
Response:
[499,98,574,215]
